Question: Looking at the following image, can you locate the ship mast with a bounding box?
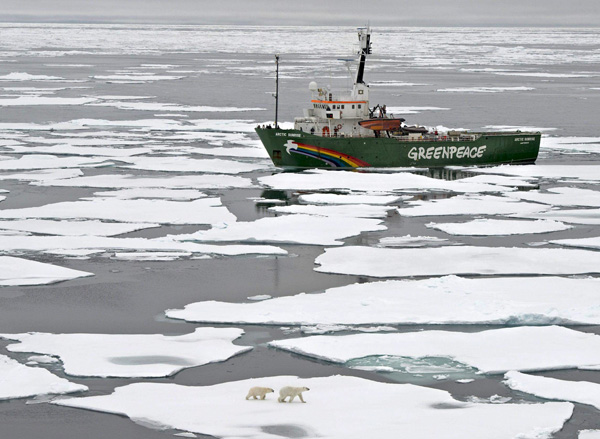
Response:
[274,54,280,128]
[355,27,371,85]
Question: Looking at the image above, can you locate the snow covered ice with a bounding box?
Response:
[165,276,600,326]
[0,328,251,378]
[426,219,571,236]
[53,375,573,439]
[0,256,93,286]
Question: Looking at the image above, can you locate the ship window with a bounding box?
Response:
[342,105,345,109]
[273,150,282,159]
[326,113,333,119]
[358,104,362,109]
[352,105,355,109]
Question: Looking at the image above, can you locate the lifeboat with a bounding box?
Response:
[358,118,405,131]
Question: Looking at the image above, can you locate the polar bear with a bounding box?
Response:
[278,386,310,403]
[246,386,274,400]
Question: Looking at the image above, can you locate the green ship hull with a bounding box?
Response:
[256,128,541,168]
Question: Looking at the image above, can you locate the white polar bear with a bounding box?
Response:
[278,386,310,403]
[246,386,274,400]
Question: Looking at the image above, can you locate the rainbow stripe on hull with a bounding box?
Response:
[286,140,370,168]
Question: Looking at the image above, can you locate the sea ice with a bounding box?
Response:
[270,326,600,373]
[0,256,93,286]
[91,100,265,112]
[0,72,66,81]
[259,169,505,194]
[5,143,153,157]
[92,188,206,200]
[399,195,548,217]
[298,193,405,205]
[376,235,452,247]
[464,165,600,182]
[314,246,600,277]
[174,214,386,246]
[550,237,600,251]
[507,187,600,207]
[0,354,87,401]
[437,86,534,93]
[514,209,600,225]
[53,375,572,439]
[269,204,394,218]
[0,154,106,171]
[0,219,160,236]
[0,328,251,378]
[165,276,600,326]
[426,219,571,236]
[541,136,600,154]
[120,156,271,174]
[33,174,253,189]
[0,96,96,106]
[0,197,236,225]
[580,431,600,439]
[504,371,600,410]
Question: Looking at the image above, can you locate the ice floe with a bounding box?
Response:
[0,235,286,257]
[550,237,600,251]
[0,197,235,225]
[112,251,192,261]
[119,156,271,174]
[194,146,269,158]
[0,168,84,183]
[4,142,153,157]
[0,354,87,401]
[0,96,96,106]
[0,154,107,171]
[437,86,534,93]
[426,219,571,236]
[399,195,548,217]
[91,74,184,82]
[34,174,253,190]
[271,326,600,374]
[504,371,600,410]
[376,235,452,247]
[0,256,93,286]
[269,204,394,218]
[0,219,160,236]
[166,276,600,326]
[259,169,505,194]
[1,328,250,378]
[507,187,600,207]
[465,165,600,182]
[91,100,265,112]
[298,193,405,205]
[53,375,572,439]
[92,188,206,200]
[174,214,386,246]
[580,431,600,439]
[0,72,66,81]
[514,209,600,225]
[315,246,600,277]
[541,137,600,154]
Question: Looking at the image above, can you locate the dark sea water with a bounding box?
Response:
[0,25,599,438]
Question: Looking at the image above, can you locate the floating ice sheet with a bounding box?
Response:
[0,197,235,225]
[269,204,394,218]
[437,86,534,93]
[426,219,571,236]
[0,235,286,257]
[259,169,505,194]
[271,326,600,374]
[0,354,87,401]
[514,209,600,225]
[541,137,600,154]
[0,96,96,106]
[315,246,600,277]
[194,146,269,159]
[580,431,600,439]
[1,328,251,378]
[0,72,65,81]
[507,187,600,207]
[376,235,452,247]
[120,156,271,174]
[298,193,405,205]
[0,219,160,236]
[464,165,600,182]
[0,154,107,171]
[92,188,206,200]
[166,276,600,326]
[91,100,265,112]
[0,256,93,286]
[53,375,572,439]
[174,214,386,246]
[0,168,84,183]
[399,195,548,217]
[504,371,600,410]
[33,174,253,189]
[550,237,600,251]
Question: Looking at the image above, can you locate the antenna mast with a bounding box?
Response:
[274,54,280,128]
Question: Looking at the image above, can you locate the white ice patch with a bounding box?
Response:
[1,328,251,378]
[507,187,600,208]
[92,188,206,201]
[259,169,505,194]
[27,355,59,364]
[0,219,160,237]
[370,81,427,87]
[437,86,534,93]
[194,146,269,159]
[580,431,600,439]
[504,371,600,410]
[0,154,107,171]
[0,168,84,183]
[271,326,600,374]
[53,375,572,439]
[5,143,153,157]
[464,165,600,181]
[376,235,451,247]
[0,72,66,81]
[385,106,449,114]
[399,195,547,217]
[91,100,265,112]
[166,276,600,326]
[0,96,96,106]
[298,193,405,205]
[315,246,600,277]
[119,156,271,174]
[91,74,184,82]
[112,251,192,261]
[0,256,93,286]
[269,204,394,218]
[0,354,87,401]
[426,219,571,236]
[174,214,385,246]
[33,174,253,190]
[0,197,235,225]
[541,137,600,154]
[514,209,600,225]
[457,174,538,188]
[550,237,600,251]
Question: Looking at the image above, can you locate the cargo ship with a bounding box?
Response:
[256,27,540,169]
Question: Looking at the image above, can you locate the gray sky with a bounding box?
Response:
[1,0,599,26]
